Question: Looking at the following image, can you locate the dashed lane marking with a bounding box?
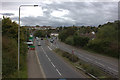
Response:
[56,69,62,76]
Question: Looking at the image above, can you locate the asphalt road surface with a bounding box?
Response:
[48,38,118,78]
[35,39,87,78]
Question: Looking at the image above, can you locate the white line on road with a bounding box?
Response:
[48,57,51,62]
[46,55,48,58]
[41,47,46,54]
[48,46,52,51]
[96,62,105,67]
[78,54,84,57]
[86,57,92,61]
[56,69,62,76]
[108,67,118,72]
[42,45,62,76]
[51,62,56,68]
[35,50,46,78]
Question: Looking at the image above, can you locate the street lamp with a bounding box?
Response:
[18,5,39,70]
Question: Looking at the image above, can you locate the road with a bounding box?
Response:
[48,38,118,78]
[35,38,87,78]
[27,50,45,78]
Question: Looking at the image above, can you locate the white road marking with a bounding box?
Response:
[46,55,48,58]
[56,69,62,76]
[78,54,83,57]
[95,61,105,67]
[41,47,46,54]
[48,57,51,62]
[97,62,105,67]
[48,46,52,51]
[86,57,92,61]
[51,62,55,68]
[108,67,118,72]
[35,50,46,78]
[41,46,62,76]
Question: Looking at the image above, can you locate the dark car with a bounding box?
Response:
[50,39,54,43]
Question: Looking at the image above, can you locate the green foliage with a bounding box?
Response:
[87,21,119,58]
[73,35,89,47]
[34,30,46,38]
[2,17,28,78]
[58,20,119,58]
[61,51,79,63]
[58,27,76,42]
[2,36,18,78]
[65,36,74,45]
[2,17,18,40]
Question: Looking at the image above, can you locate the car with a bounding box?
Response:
[50,39,54,43]
[38,42,41,46]
[41,38,43,40]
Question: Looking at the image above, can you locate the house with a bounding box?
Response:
[50,33,59,37]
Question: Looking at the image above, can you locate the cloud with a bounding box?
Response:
[0,13,14,16]
[1,2,118,27]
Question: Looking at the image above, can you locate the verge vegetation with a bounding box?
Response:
[2,17,28,78]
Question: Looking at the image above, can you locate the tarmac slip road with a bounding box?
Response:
[49,39,118,78]
[35,39,87,78]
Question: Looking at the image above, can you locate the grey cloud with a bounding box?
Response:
[0,13,14,16]
[6,2,118,27]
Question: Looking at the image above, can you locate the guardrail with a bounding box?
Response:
[76,66,99,80]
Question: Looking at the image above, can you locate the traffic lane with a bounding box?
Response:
[35,40,62,78]
[55,39,118,69]
[40,41,86,78]
[53,40,118,77]
[56,40,118,66]
[75,50,118,72]
[57,43,118,75]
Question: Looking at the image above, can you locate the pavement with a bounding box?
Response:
[35,39,87,78]
[48,38,119,78]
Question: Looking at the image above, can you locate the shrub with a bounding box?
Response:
[73,35,89,47]
[65,36,74,45]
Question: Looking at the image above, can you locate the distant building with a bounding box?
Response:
[79,31,96,40]
[50,33,59,37]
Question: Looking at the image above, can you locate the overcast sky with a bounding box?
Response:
[0,0,119,27]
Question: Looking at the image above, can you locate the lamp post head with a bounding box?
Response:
[34,5,38,7]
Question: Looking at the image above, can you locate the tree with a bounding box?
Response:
[87,21,119,58]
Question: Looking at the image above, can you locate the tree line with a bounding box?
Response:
[2,17,28,78]
[58,21,119,58]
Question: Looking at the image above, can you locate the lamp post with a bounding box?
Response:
[18,5,39,70]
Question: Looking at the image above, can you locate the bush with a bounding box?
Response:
[61,51,79,63]
[73,35,89,47]
[65,36,74,45]
[62,52,70,58]
[34,30,46,38]
[2,36,18,78]
[2,17,28,78]
[87,21,119,58]
[68,54,79,62]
